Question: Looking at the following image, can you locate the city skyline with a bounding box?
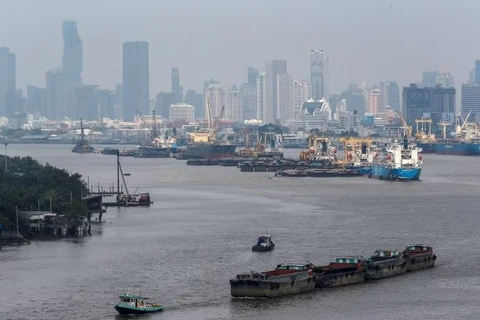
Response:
[2,0,480,95]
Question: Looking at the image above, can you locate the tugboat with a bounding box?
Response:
[403,244,436,272]
[313,257,365,288]
[114,293,163,315]
[364,249,407,280]
[371,133,423,181]
[230,262,316,298]
[72,118,94,153]
[252,233,275,252]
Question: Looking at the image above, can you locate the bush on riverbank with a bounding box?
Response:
[0,155,87,231]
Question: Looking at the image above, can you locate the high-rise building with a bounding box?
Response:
[114,84,123,108]
[368,88,386,114]
[45,68,63,119]
[62,21,83,82]
[343,84,366,118]
[123,41,149,120]
[436,69,455,88]
[256,73,266,121]
[310,49,329,101]
[240,84,256,120]
[185,89,203,119]
[403,83,455,127]
[243,66,259,87]
[98,89,115,118]
[155,92,177,120]
[203,79,220,119]
[205,83,225,119]
[5,89,23,117]
[422,71,438,87]
[265,60,287,123]
[475,60,480,85]
[461,84,480,116]
[169,103,195,123]
[0,47,15,117]
[226,84,242,121]
[277,74,293,123]
[387,81,400,110]
[293,79,311,120]
[27,85,46,115]
[70,85,100,120]
[171,67,183,103]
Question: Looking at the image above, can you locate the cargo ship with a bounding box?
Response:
[186,105,237,159]
[230,263,316,298]
[371,134,422,181]
[313,257,365,288]
[435,140,480,155]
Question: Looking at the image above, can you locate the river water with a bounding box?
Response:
[1,144,480,320]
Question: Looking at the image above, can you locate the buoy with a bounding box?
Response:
[419,154,423,160]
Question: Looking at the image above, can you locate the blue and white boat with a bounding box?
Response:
[371,134,423,181]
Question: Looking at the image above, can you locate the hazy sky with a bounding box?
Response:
[1,0,479,96]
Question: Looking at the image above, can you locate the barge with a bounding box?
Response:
[230,263,316,298]
[313,257,365,288]
[364,250,407,280]
[403,244,436,272]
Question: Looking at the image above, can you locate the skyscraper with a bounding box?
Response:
[310,49,329,101]
[0,47,15,117]
[27,85,46,115]
[256,73,266,121]
[171,67,183,103]
[475,60,480,85]
[62,21,82,82]
[204,83,225,119]
[403,83,455,127]
[243,66,259,87]
[185,89,204,119]
[265,60,287,123]
[123,41,150,120]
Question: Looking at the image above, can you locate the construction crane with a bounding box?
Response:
[212,106,225,141]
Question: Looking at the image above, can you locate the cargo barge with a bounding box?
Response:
[313,257,365,288]
[230,263,316,298]
[403,244,436,272]
[364,250,407,280]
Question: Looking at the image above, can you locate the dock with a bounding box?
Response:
[0,231,31,245]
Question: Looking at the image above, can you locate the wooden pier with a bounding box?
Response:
[0,231,31,245]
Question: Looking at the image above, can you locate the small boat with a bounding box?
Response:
[364,249,407,280]
[230,262,316,298]
[403,244,436,272]
[252,234,275,252]
[313,256,365,288]
[114,293,163,315]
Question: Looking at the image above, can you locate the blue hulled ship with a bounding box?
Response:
[371,135,423,181]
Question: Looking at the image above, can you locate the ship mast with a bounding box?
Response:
[80,118,86,145]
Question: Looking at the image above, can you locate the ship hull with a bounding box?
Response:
[230,277,316,298]
[365,258,407,280]
[186,144,237,159]
[435,143,480,155]
[371,164,421,181]
[405,253,436,272]
[315,269,365,288]
[416,142,436,154]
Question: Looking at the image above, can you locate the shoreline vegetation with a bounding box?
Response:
[0,155,89,241]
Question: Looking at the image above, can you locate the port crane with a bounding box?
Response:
[395,110,412,137]
[136,109,159,140]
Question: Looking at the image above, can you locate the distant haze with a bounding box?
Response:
[1,0,479,94]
